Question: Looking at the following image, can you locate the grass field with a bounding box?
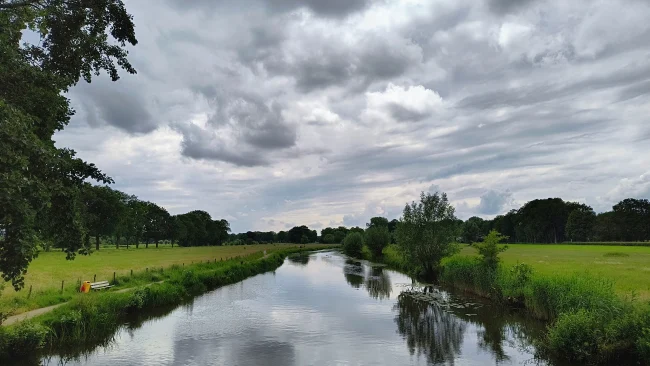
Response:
[0,244,329,315]
[456,244,650,299]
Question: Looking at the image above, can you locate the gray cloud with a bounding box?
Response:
[487,0,538,14]
[176,123,271,167]
[168,0,372,18]
[74,81,157,134]
[476,190,514,215]
[56,0,650,233]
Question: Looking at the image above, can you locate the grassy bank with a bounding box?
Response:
[379,243,650,364]
[0,245,334,363]
[0,244,322,317]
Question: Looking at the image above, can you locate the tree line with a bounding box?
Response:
[77,185,231,250]
[459,197,650,244]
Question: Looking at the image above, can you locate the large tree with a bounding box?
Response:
[565,207,596,242]
[367,216,389,229]
[613,198,650,242]
[0,0,137,288]
[396,191,459,278]
[143,202,171,248]
[80,184,124,250]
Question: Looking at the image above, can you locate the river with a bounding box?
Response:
[42,251,558,365]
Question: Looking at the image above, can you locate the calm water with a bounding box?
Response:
[43,251,556,366]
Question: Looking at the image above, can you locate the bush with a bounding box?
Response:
[474,230,508,271]
[343,232,364,258]
[365,226,390,258]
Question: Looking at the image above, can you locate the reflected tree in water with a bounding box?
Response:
[287,253,310,266]
[394,292,466,365]
[343,259,364,288]
[365,267,392,300]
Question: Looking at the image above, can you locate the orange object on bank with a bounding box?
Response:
[80,281,91,293]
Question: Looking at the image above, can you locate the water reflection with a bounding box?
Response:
[287,252,310,266]
[365,266,392,300]
[36,251,557,366]
[394,291,466,365]
[343,259,364,288]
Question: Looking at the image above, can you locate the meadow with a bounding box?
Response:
[0,244,328,316]
[458,244,650,299]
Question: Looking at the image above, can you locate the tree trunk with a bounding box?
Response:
[116,235,120,249]
[155,239,159,248]
[95,235,100,251]
[171,240,174,248]
[145,241,148,249]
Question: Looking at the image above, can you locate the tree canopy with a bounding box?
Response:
[396,191,459,278]
[0,0,137,288]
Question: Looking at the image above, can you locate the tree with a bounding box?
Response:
[613,198,650,242]
[395,191,459,278]
[143,202,171,248]
[474,230,508,271]
[461,216,485,243]
[343,232,363,258]
[565,208,596,242]
[80,184,124,251]
[365,226,390,258]
[367,217,389,229]
[323,234,336,244]
[277,231,288,243]
[0,0,137,288]
[211,219,231,245]
[288,225,314,244]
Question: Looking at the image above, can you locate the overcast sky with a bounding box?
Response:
[55,0,650,233]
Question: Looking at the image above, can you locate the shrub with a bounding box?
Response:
[343,232,364,258]
[365,226,390,258]
[474,230,508,271]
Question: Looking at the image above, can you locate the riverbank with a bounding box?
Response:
[378,244,650,365]
[0,246,335,363]
[0,243,326,317]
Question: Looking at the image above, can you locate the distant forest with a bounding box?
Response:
[231,197,650,245]
[20,184,648,251]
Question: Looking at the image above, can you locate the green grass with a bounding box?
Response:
[0,244,333,316]
[456,244,650,299]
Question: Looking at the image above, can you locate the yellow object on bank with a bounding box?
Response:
[80,281,91,293]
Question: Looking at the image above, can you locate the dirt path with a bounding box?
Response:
[2,251,274,327]
[2,303,66,326]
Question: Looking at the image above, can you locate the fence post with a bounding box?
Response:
[93,274,96,282]
[28,285,33,299]
[146,268,148,273]
[60,280,64,294]
[113,272,116,284]
[131,269,133,276]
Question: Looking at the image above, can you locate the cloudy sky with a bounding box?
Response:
[55,0,650,233]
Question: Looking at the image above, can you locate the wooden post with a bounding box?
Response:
[113,272,116,284]
[60,280,64,293]
[182,263,184,267]
[130,269,133,276]
[28,285,33,299]
[146,268,148,273]
[93,274,96,282]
